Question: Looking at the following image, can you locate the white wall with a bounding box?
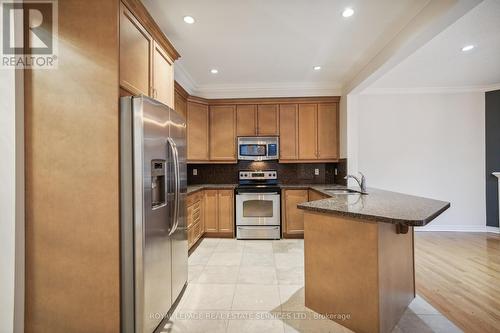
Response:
[0,67,24,332]
[354,92,486,230]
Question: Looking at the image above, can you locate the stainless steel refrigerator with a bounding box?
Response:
[120,96,188,333]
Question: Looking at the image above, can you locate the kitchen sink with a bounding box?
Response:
[324,188,364,195]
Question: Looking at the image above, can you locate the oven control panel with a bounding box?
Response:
[239,170,277,180]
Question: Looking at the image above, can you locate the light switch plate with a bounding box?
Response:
[193,169,198,176]
[314,168,320,176]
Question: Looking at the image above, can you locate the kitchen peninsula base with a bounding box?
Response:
[304,211,415,333]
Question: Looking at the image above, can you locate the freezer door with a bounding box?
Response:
[169,107,188,303]
[136,97,173,333]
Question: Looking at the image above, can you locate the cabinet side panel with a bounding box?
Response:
[378,224,415,333]
[24,1,120,332]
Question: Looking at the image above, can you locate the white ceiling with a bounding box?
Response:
[365,0,500,93]
[142,0,430,97]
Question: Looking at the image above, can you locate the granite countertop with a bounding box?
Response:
[298,186,450,227]
[187,184,238,194]
[187,182,450,226]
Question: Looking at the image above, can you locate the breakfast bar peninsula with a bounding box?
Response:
[297,187,450,333]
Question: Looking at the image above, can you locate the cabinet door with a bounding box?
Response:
[199,196,205,235]
[236,105,257,136]
[283,190,308,236]
[317,103,338,160]
[217,190,234,234]
[204,190,218,233]
[257,104,279,136]
[187,102,209,161]
[174,90,187,119]
[152,41,174,108]
[210,105,236,161]
[119,3,152,96]
[279,104,298,160]
[298,104,318,160]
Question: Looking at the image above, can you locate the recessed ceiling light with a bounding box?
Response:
[461,45,475,52]
[210,69,218,74]
[183,16,195,24]
[313,66,322,71]
[342,8,354,18]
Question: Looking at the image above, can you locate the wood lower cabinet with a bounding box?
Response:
[119,2,152,96]
[152,41,174,108]
[187,188,235,248]
[187,101,209,162]
[210,105,236,162]
[204,190,218,233]
[282,189,309,237]
[279,104,298,160]
[204,189,235,237]
[217,190,235,233]
[187,191,204,249]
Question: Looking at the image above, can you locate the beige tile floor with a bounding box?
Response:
[160,238,462,333]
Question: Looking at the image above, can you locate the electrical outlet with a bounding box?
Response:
[193,168,198,176]
[314,168,320,176]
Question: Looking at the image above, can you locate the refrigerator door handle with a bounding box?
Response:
[172,143,181,234]
[167,137,180,236]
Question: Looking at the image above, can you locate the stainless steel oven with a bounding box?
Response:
[238,137,279,161]
[236,170,281,239]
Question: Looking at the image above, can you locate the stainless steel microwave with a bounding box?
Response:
[237,137,279,161]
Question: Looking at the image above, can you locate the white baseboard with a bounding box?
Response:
[486,226,500,234]
[415,225,495,233]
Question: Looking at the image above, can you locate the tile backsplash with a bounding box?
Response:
[187,159,347,185]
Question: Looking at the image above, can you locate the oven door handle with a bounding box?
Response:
[238,226,280,230]
[237,192,279,196]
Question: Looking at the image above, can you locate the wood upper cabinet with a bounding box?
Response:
[279,104,298,160]
[204,190,218,233]
[210,105,236,162]
[236,105,257,136]
[119,1,176,105]
[282,189,309,237]
[187,101,209,162]
[119,3,152,96]
[298,104,318,160]
[257,104,279,135]
[217,190,234,234]
[174,90,187,119]
[152,41,174,108]
[317,103,338,159]
[236,104,278,136]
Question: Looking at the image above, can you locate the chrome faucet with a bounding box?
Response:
[345,172,367,193]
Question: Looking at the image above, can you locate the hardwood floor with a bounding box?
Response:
[415,232,500,333]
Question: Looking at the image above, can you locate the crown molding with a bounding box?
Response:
[192,82,342,99]
[173,63,197,95]
[360,83,500,95]
[174,64,343,99]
